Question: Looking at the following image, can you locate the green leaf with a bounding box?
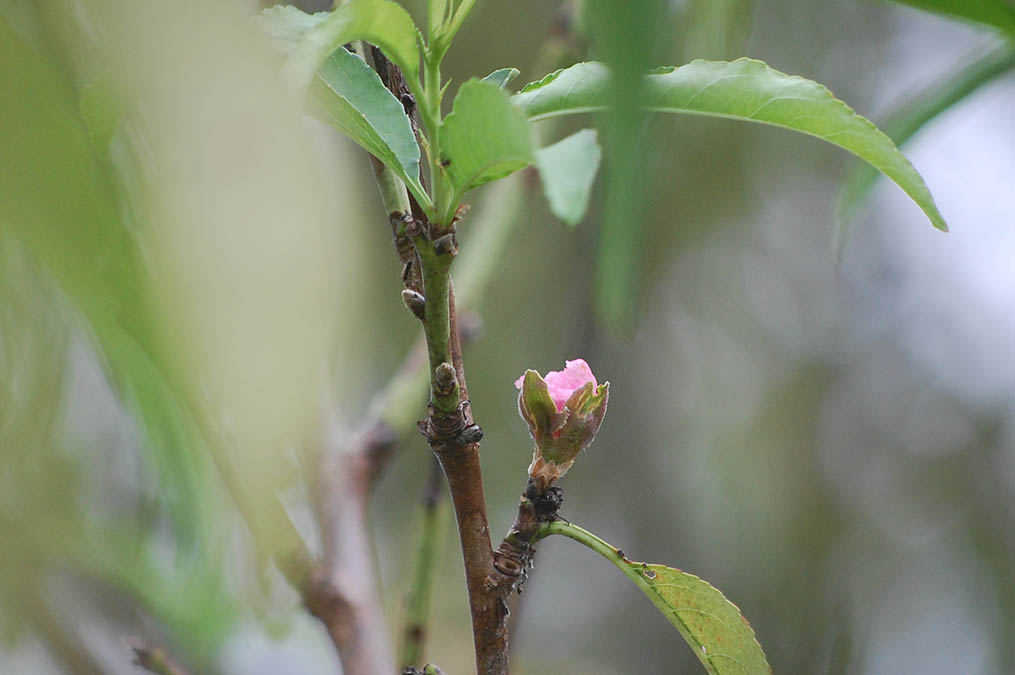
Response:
[482,67,521,89]
[534,129,601,225]
[310,47,426,203]
[284,0,421,85]
[888,0,1015,34]
[429,0,450,36]
[78,70,122,153]
[538,521,771,675]
[839,43,1014,227]
[434,0,478,56]
[514,59,949,231]
[0,14,227,631]
[439,79,534,218]
[256,4,330,53]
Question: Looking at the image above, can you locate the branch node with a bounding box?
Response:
[389,210,414,233]
[405,215,424,239]
[524,479,564,522]
[418,400,476,448]
[492,538,531,579]
[432,232,458,257]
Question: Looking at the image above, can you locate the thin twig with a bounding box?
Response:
[299,334,430,674]
[304,416,398,675]
[124,637,191,675]
[399,456,448,668]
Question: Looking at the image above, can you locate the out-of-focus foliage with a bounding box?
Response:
[2,0,1012,674]
[888,0,1015,34]
[839,41,1013,232]
[580,0,673,332]
[533,129,601,226]
[2,0,366,670]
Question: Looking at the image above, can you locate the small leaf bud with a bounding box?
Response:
[401,289,426,320]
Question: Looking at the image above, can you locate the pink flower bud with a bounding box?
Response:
[515,359,608,488]
[516,359,598,412]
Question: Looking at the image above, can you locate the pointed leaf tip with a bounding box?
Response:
[514,59,949,232]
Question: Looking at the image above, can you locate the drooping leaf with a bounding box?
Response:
[514,59,949,231]
[310,47,426,203]
[539,521,771,675]
[439,79,534,220]
[889,0,1015,34]
[284,0,421,85]
[839,43,1014,227]
[534,129,602,226]
[482,67,521,89]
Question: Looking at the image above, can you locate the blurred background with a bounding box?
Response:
[1,0,1012,673]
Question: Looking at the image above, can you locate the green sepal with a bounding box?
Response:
[520,376,609,486]
[542,381,608,466]
[518,369,557,445]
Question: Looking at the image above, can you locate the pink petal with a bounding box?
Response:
[544,359,597,412]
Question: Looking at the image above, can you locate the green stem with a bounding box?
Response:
[371,156,413,223]
[534,520,652,595]
[399,458,449,668]
[421,54,448,225]
[417,244,459,412]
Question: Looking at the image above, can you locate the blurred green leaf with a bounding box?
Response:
[79,526,236,660]
[680,0,756,60]
[0,237,231,663]
[439,79,534,217]
[310,46,426,203]
[481,67,521,89]
[839,43,1014,227]
[514,59,949,232]
[888,0,1015,34]
[284,0,421,85]
[534,129,602,226]
[256,4,329,53]
[78,69,121,152]
[540,521,772,675]
[578,0,672,332]
[0,11,218,558]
